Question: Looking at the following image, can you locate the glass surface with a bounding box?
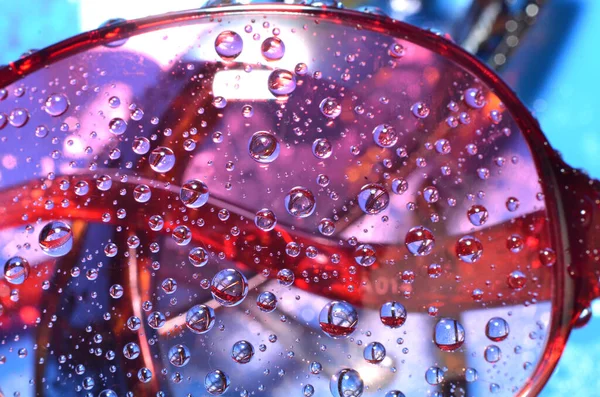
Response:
[0,7,556,397]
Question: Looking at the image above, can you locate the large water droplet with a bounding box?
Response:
[261,37,285,61]
[357,183,389,215]
[132,136,150,155]
[373,124,398,148]
[133,184,151,203]
[284,186,316,218]
[108,118,127,135]
[486,317,510,341]
[255,208,277,231]
[3,257,30,285]
[248,131,280,163]
[484,345,502,363]
[330,368,364,397]
[189,247,209,267]
[411,102,430,118]
[172,225,192,246]
[319,97,342,119]
[149,146,175,173]
[257,291,278,313]
[425,367,444,385]
[464,87,486,109]
[44,93,69,116]
[380,301,407,328]
[215,30,243,60]
[434,317,465,352]
[180,179,209,208]
[186,304,215,334]
[507,270,527,290]
[123,342,140,360]
[467,205,489,226]
[168,344,191,367]
[231,340,254,364]
[405,226,435,256]
[456,235,483,263]
[39,221,73,257]
[211,269,249,307]
[354,244,376,267]
[363,342,386,364]
[268,70,296,97]
[319,301,358,338]
[205,369,230,395]
[312,138,333,159]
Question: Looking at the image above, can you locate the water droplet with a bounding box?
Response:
[268,70,296,97]
[231,340,254,364]
[423,186,439,203]
[464,87,486,109]
[484,345,502,363]
[405,226,435,256]
[357,183,389,215]
[3,257,30,285]
[99,390,118,397]
[9,108,29,127]
[205,369,230,395]
[319,97,342,119]
[425,367,444,385]
[132,136,150,155]
[363,342,386,364]
[44,93,69,116]
[212,96,227,109]
[435,139,451,154]
[411,102,430,118]
[186,304,215,334]
[248,131,280,163]
[133,184,151,203]
[138,367,153,383]
[388,43,405,58]
[372,123,398,148]
[180,179,209,208]
[539,248,556,267]
[319,301,358,338]
[507,270,527,290]
[318,218,336,236]
[465,368,478,383]
[108,118,127,135]
[189,247,209,267]
[123,342,140,359]
[211,269,248,307]
[486,317,510,341]
[96,175,113,191]
[148,146,175,173]
[285,186,316,218]
[506,197,520,212]
[506,234,524,253]
[261,37,285,61]
[312,138,333,159]
[467,205,488,226]
[391,178,408,194]
[257,291,278,313]
[215,30,243,60]
[385,391,406,397]
[353,244,376,267]
[161,277,177,294]
[148,215,164,231]
[147,311,166,329]
[39,221,73,257]
[168,344,191,367]
[330,368,364,397]
[434,317,465,352]
[456,235,483,263]
[277,268,294,286]
[172,225,192,246]
[99,18,128,47]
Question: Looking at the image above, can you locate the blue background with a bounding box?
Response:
[1,0,598,394]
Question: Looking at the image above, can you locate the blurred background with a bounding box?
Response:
[1,0,598,395]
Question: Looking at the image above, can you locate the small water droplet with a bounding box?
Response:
[215,31,243,60]
[261,37,285,61]
[285,187,316,218]
[363,342,386,364]
[312,138,333,159]
[464,87,486,109]
[133,184,151,203]
[3,257,30,285]
[357,183,389,215]
[405,226,435,256]
[467,205,488,226]
[373,124,398,148]
[180,179,209,208]
[319,301,358,338]
[44,93,69,116]
[319,97,342,119]
[39,221,73,257]
[486,317,510,341]
[484,345,502,363]
[211,269,249,307]
[411,102,430,118]
[248,131,280,163]
[434,317,465,352]
[255,208,277,231]
[257,291,278,313]
[205,369,230,395]
[456,235,483,263]
[186,304,215,334]
[231,340,254,364]
[148,146,175,173]
[168,344,191,367]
